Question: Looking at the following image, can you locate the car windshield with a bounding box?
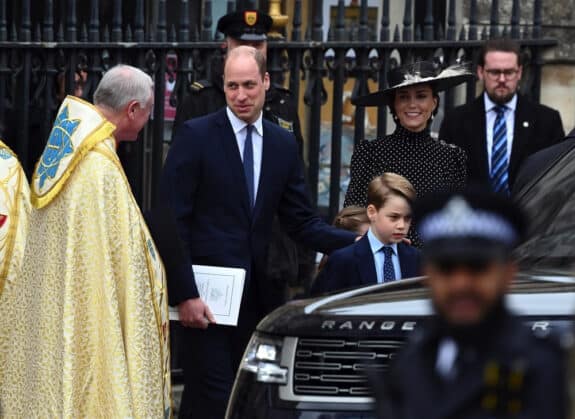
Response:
[513,142,575,273]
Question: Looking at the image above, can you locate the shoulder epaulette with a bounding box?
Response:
[190,79,213,92]
[272,83,292,94]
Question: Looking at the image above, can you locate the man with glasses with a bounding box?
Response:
[376,187,567,419]
[440,38,564,194]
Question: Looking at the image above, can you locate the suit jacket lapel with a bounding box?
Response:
[472,95,490,181]
[398,344,444,419]
[406,337,485,419]
[216,109,251,217]
[252,121,273,222]
[509,95,530,182]
[355,235,378,286]
[436,363,485,419]
[397,243,418,278]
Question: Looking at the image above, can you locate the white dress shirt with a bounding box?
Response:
[367,228,401,283]
[226,107,263,198]
[435,338,459,380]
[484,92,517,172]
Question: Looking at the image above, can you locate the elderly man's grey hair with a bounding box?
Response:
[93,64,154,112]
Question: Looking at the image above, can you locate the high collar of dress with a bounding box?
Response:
[392,124,431,143]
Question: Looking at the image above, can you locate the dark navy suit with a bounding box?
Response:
[161,108,356,419]
[311,235,421,295]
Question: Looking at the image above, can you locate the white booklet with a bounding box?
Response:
[169,265,246,326]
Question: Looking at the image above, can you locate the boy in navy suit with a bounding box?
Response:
[312,173,421,294]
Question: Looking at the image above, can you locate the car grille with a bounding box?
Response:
[292,337,404,397]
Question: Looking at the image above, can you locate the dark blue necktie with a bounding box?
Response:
[382,246,396,283]
[243,124,255,208]
[491,106,509,195]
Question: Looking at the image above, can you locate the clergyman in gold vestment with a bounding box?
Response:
[0,65,171,418]
[0,140,30,293]
[0,139,31,384]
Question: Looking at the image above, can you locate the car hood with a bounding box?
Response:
[257,274,575,337]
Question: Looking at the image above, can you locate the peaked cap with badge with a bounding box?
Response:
[217,10,273,41]
[353,61,474,107]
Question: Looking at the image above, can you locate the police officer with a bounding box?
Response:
[376,188,568,419]
[172,9,304,153]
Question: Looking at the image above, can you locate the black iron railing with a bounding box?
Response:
[0,0,557,218]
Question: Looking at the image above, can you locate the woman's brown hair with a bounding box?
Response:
[333,205,370,235]
[316,206,369,274]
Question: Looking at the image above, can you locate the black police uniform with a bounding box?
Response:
[377,308,567,419]
[375,189,568,419]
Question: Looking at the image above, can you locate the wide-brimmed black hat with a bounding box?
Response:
[217,10,273,41]
[414,187,527,262]
[352,61,474,107]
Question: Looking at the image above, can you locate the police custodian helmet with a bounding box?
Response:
[414,187,528,262]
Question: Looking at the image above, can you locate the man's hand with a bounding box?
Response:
[178,298,216,329]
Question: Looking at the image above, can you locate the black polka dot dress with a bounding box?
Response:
[344,124,467,246]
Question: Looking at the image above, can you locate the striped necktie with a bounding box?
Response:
[490,105,509,195]
[382,246,396,282]
[243,124,255,208]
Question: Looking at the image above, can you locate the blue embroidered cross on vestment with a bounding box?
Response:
[37,105,80,188]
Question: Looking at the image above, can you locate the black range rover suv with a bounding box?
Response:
[225,142,575,418]
[226,276,574,418]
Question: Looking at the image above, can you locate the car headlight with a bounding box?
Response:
[240,333,288,384]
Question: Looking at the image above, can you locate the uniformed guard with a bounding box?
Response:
[376,187,568,419]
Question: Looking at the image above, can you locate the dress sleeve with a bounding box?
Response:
[344,140,372,207]
[450,146,468,191]
[276,139,356,254]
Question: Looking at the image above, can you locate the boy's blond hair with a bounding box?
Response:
[367,173,416,210]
